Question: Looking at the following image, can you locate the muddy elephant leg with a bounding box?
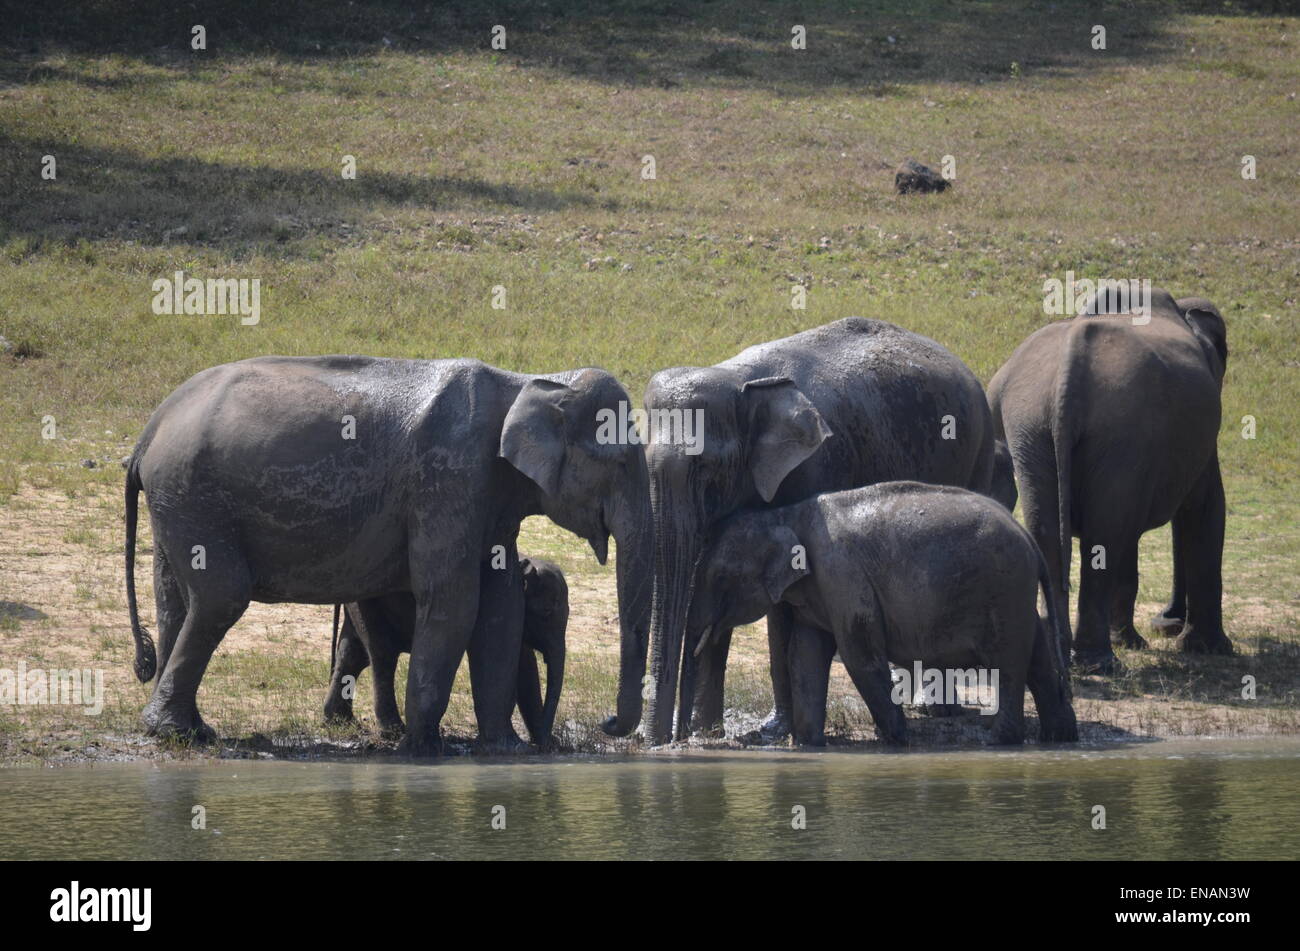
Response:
[350,600,403,734]
[757,604,795,741]
[1175,457,1232,655]
[1152,516,1187,637]
[1108,538,1147,650]
[1074,534,1120,674]
[690,625,732,737]
[467,555,527,753]
[401,550,482,757]
[324,609,371,723]
[152,548,186,679]
[141,552,250,742]
[787,622,837,747]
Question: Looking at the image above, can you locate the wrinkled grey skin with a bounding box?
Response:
[990,439,1019,511]
[612,317,998,745]
[125,357,651,756]
[324,556,568,749]
[987,289,1231,674]
[685,483,1079,747]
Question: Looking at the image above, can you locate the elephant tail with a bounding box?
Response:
[1052,324,1086,599]
[124,457,157,683]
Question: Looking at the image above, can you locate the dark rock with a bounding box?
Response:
[81,458,97,469]
[894,159,951,194]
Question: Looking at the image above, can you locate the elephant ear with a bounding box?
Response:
[1178,298,1228,368]
[743,377,833,503]
[763,524,811,604]
[500,379,571,499]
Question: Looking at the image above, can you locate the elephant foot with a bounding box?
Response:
[142,702,216,744]
[791,734,827,750]
[322,699,356,724]
[1111,625,1149,651]
[1175,627,1234,656]
[1150,612,1185,638]
[599,715,636,738]
[377,719,406,740]
[396,731,444,758]
[755,708,792,743]
[1072,648,1121,676]
[474,732,529,756]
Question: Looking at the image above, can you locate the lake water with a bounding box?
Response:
[3,738,1298,860]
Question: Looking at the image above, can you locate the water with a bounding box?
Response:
[3,738,1298,860]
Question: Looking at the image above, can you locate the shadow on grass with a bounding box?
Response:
[0,137,605,253]
[1,0,1292,95]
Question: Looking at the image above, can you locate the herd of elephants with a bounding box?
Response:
[122,286,1231,754]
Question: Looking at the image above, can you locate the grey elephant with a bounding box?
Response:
[604,317,999,745]
[685,482,1079,746]
[324,556,569,749]
[987,288,1231,673]
[124,356,651,755]
[990,438,1018,511]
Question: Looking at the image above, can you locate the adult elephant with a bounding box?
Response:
[603,317,998,745]
[124,357,651,755]
[987,288,1231,673]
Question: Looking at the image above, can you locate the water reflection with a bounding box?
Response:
[2,740,1297,860]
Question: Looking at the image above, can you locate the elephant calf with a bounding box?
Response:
[685,482,1079,747]
[324,557,569,749]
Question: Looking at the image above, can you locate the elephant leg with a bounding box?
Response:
[152,548,186,679]
[324,608,370,723]
[757,604,795,741]
[401,555,482,758]
[1027,617,1078,743]
[1108,538,1147,650]
[467,556,527,753]
[988,664,1027,746]
[141,555,250,742]
[1019,477,1072,669]
[516,647,545,745]
[690,625,732,737]
[1174,458,1232,655]
[1073,534,1120,673]
[351,600,403,734]
[1152,515,1187,637]
[787,622,837,747]
[840,650,907,747]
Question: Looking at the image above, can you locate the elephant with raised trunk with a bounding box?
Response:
[685,483,1078,747]
[987,288,1231,673]
[324,556,569,749]
[125,356,651,755]
[603,317,999,746]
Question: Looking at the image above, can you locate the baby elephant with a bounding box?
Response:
[687,482,1078,747]
[324,557,568,749]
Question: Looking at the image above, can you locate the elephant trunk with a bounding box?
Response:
[643,478,702,746]
[602,463,654,738]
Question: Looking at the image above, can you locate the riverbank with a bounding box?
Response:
[2,483,1296,767]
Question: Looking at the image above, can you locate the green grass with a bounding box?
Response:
[0,0,1297,757]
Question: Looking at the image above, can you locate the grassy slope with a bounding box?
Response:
[0,1,1296,758]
